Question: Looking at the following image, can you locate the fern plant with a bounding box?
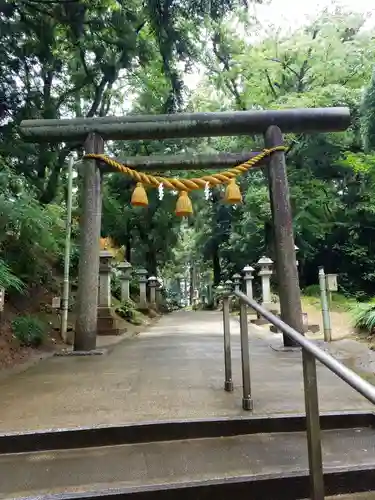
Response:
[0,258,24,292]
[351,300,375,333]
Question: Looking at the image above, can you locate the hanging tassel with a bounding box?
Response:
[131,182,148,207]
[225,178,242,204]
[175,190,193,217]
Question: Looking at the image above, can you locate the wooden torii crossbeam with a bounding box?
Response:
[20,107,350,351]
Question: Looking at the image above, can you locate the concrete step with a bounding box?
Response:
[2,425,375,499]
[327,495,375,499]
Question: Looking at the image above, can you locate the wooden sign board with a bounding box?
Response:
[52,296,61,309]
[326,274,338,292]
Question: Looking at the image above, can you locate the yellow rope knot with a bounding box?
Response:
[84,146,286,217]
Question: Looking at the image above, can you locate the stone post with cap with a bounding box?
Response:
[258,256,273,310]
[243,265,254,300]
[243,264,256,320]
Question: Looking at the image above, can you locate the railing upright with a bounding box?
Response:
[239,301,253,411]
[302,349,324,499]
[222,285,234,392]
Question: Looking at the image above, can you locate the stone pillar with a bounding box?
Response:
[242,264,257,320]
[75,134,104,352]
[98,251,113,308]
[243,265,255,299]
[258,256,273,310]
[137,269,148,308]
[148,276,158,307]
[118,261,132,302]
[265,126,303,347]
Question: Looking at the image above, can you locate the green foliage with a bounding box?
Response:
[182,10,375,298]
[0,0,248,204]
[361,68,375,152]
[12,315,47,347]
[351,301,375,333]
[0,163,70,286]
[3,4,375,313]
[115,300,143,325]
[0,259,24,292]
[303,285,323,297]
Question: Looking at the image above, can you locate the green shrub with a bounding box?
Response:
[351,300,375,333]
[12,315,47,347]
[303,284,321,297]
[111,274,121,301]
[115,299,143,325]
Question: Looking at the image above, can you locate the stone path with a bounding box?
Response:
[0,311,372,433]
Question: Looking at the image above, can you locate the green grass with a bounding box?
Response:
[303,286,375,334]
[302,291,356,312]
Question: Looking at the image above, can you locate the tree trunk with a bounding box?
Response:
[146,248,157,276]
[212,246,221,286]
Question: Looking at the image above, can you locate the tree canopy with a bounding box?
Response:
[2,2,375,303]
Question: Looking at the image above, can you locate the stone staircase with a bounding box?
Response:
[2,411,375,499]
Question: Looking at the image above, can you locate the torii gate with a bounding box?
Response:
[20,107,350,351]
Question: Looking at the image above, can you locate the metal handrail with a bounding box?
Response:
[225,289,375,500]
[234,290,375,404]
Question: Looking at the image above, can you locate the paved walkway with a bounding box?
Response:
[0,311,372,432]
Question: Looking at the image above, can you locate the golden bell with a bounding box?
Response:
[175,190,193,217]
[225,178,242,204]
[131,182,148,207]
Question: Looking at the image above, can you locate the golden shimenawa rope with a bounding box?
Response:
[84,146,286,191]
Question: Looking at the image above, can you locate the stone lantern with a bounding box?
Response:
[242,264,255,300]
[98,250,113,309]
[148,276,158,306]
[97,250,122,336]
[136,268,148,308]
[224,279,233,296]
[117,261,132,302]
[258,256,273,310]
[232,273,242,293]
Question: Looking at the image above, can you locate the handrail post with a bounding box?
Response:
[222,280,234,392]
[239,301,253,410]
[302,349,324,499]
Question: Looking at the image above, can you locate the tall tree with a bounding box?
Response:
[185,9,375,296]
[0,0,252,203]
